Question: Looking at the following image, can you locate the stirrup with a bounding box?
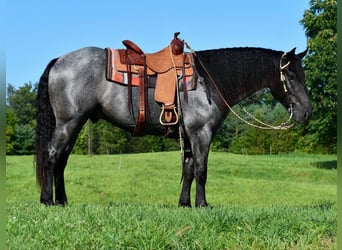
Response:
[159,105,179,126]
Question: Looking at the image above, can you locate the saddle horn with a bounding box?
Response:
[171,32,184,55]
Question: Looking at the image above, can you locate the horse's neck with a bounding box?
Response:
[229,79,267,105]
[200,48,280,106]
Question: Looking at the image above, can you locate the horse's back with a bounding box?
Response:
[48,47,107,121]
[50,47,106,83]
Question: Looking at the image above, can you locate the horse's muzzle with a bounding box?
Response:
[293,105,312,123]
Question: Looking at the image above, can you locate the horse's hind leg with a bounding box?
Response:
[54,152,68,205]
[40,155,54,205]
[53,134,79,205]
[41,119,84,205]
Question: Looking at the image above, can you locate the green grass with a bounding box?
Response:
[6,152,337,249]
[7,201,336,249]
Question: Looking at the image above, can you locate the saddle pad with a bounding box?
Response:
[106,48,141,86]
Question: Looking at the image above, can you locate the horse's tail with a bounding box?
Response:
[35,58,58,188]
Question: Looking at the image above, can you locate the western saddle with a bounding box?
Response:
[106,32,194,136]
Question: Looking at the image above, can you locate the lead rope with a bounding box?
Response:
[168,45,185,159]
[184,41,294,130]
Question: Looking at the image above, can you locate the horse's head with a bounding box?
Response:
[270,48,312,123]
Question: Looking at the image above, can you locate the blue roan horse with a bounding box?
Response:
[35,41,311,207]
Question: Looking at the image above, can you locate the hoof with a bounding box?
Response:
[40,199,54,206]
[195,201,208,208]
[55,200,68,207]
[179,202,192,208]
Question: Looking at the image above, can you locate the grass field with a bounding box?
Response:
[6,152,337,249]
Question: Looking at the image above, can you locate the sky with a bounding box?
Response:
[5,1,309,88]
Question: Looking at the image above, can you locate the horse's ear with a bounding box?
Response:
[297,48,308,60]
[282,48,296,65]
[287,47,296,55]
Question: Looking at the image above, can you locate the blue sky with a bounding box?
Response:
[5,1,309,88]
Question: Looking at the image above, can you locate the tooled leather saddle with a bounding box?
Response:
[105,32,195,136]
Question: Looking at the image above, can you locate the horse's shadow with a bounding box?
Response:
[311,160,337,170]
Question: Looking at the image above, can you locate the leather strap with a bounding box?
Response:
[182,53,188,102]
[133,64,147,136]
[126,50,132,113]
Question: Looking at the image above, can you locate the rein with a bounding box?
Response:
[168,44,185,156]
[184,41,294,130]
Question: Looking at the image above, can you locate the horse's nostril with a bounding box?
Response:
[304,111,309,120]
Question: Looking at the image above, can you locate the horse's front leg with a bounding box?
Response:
[179,143,194,207]
[191,129,211,207]
[194,152,209,207]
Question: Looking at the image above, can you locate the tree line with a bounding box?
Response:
[6,0,336,155]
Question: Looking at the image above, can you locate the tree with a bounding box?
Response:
[226,103,297,154]
[95,121,130,154]
[12,124,35,155]
[7,82,37,126]
[299,0,337,153]
[6,83,37,154]
[213,1,337,154]
[6,108,17,154]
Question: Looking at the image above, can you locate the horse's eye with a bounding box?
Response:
[286,71,295,80]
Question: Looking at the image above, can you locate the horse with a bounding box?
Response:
[35,43,312,207]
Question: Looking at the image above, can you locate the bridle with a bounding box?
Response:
[279,52,294,125]
[280,52,291,93]
[185,41,294,130]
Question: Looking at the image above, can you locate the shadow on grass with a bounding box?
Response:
[311,160,337,170]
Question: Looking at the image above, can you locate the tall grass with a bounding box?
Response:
[6,152,337,249]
